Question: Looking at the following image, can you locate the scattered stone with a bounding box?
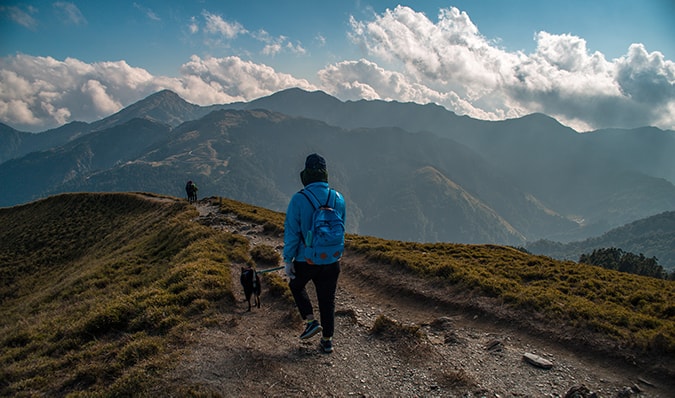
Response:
[616,386,637,398]
[485,339,503,351]
[564,384,598,398]
[522,352,553,369]
[637,377,655,387]
[428,334,445,345]
[429,316,454,330]
[444,331,464,345]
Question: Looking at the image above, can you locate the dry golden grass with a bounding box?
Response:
[0,193,246,396]
[214,196,286,235]
[348,235,675,353]
[370,314,424,340]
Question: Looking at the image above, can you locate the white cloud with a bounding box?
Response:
[261,40,306,56]
[317,58,504,121]
[318,58,443,102]
[177,55,316,102]
[202,11,246,38]
[81,80,121,114]
[53,2,87,25]
[252,30,307,56]
[195,13,307,57]
[188,16,198,34]
[133,3,160,22]
[315,34,327,47]
[0,5,673,133]
[345,5,675,131]
[347,6,523,118]
[0,55,161,130]
[1,5,38,29]
[261,43,282,56]
[286,42,306,55]
[616,44,675,104]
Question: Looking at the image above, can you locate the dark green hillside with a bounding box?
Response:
[0,123,27,164]
[365,165,524,244]
[0,118,170,206]
[528,211,675,272]
[0,121,93,164]
[0,193,247,396]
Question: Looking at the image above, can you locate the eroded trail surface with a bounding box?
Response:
[172,201,673,397]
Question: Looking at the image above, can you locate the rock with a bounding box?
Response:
[444,331,464,345]
[522,352,553,369]
[616,386,636,398]
[564,384,598,398]
[429,316,454,330]
[485,339,503,351]
[637,377,655,387]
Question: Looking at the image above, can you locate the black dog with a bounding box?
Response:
[240,267,261,311]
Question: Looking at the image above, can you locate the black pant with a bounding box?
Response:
[289,261,340,338]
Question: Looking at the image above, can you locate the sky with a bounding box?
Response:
[1,1,674,133]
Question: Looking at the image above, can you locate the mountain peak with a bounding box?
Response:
[90,90,202,132]
[247,87,343,113]
[144,89,185,104]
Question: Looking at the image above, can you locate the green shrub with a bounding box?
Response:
[251,244,282,266]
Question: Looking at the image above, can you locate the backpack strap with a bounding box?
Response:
[324,189,335,208]
[301,188,335,208]
[300,189,319,210]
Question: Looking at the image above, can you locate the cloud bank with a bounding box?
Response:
[1,5,673,132]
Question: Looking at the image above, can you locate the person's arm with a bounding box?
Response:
[283,194,302,264]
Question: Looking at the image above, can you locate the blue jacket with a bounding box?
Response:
[283,182,346,264]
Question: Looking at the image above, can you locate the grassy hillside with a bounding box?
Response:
[0,193,251,396]
[1,193,673,395]
[348,236,675,354]
[528,210,675,272]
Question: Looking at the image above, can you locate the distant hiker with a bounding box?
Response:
[283,153,346,354]
[185,180,198,203]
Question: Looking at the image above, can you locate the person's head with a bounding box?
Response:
[300,153,328,186]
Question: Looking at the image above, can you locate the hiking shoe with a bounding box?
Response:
[299,320,322,339]
[320,338,333,353]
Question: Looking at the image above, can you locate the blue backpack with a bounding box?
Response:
[300,189,345,265]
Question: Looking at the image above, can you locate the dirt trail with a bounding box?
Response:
[173,201,673,397]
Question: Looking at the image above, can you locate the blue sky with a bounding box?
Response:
[1,1,674,132]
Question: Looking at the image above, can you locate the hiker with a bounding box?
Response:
[283,153,346,354]
[185,180,198,203]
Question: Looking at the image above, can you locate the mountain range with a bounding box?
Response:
[527,210,675,270]
[1,88,674,259]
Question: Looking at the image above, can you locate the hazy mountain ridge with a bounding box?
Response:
[242,89,675,237]
[0,121,93,164]
[386,166,526,244]
[527,211,675,271]
[0,90,229,164]
[0,118,171,206]
[1,88,673,249]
